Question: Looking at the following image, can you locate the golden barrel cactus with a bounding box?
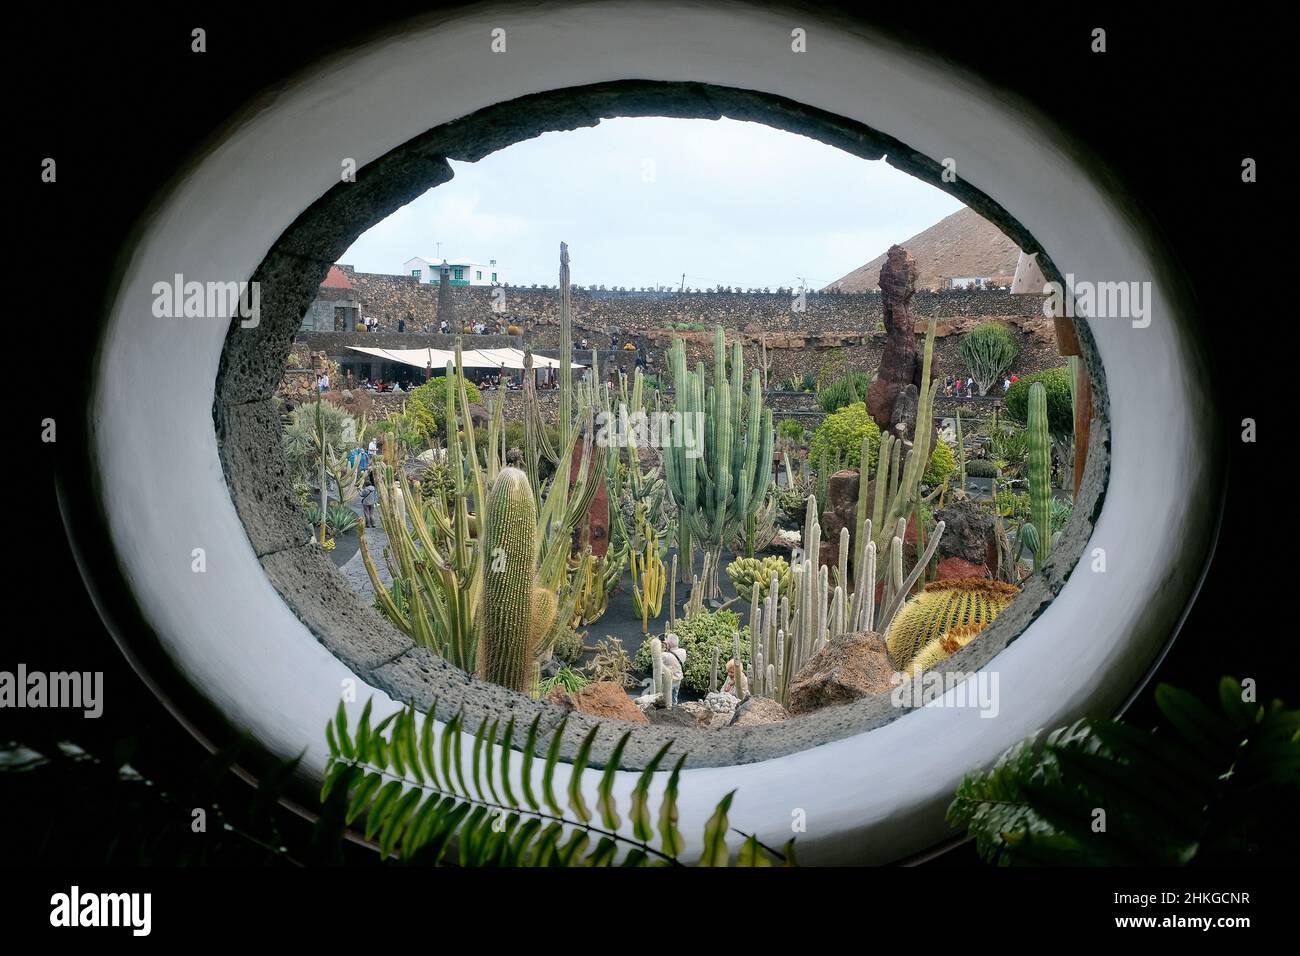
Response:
[886,578,1019,669]
[906,623,987,678]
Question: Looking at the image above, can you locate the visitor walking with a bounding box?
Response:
[663,634,686,706]
[360,475,378,528]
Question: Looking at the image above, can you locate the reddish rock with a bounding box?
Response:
[935,497,998,568]
[867,246,937,434]
[935,556,990,580]
[820,470,862,545]
[786,631,901,715]
[547,681,647,724]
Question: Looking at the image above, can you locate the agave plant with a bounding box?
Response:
[323,699,796,866]
[326,502,358,537]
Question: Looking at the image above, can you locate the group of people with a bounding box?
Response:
[942,372,1019,398]
[654,634,748,706]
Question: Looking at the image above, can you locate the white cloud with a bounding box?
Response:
[338,116,968,288]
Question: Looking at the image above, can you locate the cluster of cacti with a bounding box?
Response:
[1026,381,1053,572]
[629,521,666,633]
[885,578,1019,670]
[726,555,791,603]
[906,622,986,678]
[737,491,946,706]
[360,338,605,685]
[663,326,774,596]
[681,551,714,619]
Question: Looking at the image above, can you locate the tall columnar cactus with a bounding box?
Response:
[558,241,574,447]
[664,327,773,595]
[1027,381,1053,572]
[477,467,546,694]
[956,408,966,491]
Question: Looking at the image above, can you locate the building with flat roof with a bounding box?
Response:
[402,256,503,286]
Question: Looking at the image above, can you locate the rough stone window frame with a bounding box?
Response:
[214,79,1110,773]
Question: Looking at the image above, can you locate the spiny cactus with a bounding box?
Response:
[726,555,792,603]
[886,578,1019,670]
[1027,381,1052,572]
[956,409,966,490]
[478,467,542,693]
[906,622,987,678]
[664,327,774,593]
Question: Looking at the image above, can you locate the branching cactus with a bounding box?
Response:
[477,467,542,694]
[1027,381,1053,572]
[664,326,773,594]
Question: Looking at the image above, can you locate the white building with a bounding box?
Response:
[949,276,991,289]
[402,256,504,286]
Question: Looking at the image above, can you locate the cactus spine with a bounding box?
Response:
[477,467,542,694]
[1027,381,1052,572]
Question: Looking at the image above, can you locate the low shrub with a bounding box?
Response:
[777,418,806,443]
[816,373,872,413]
[1004,367,1072,437]
[965,459,1000,478]
[633,610,751,695]
[540,666,590,697]
[923,440,956,487]
[408,376,482,431]
[809,404,881,470]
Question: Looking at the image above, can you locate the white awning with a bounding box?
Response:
[345,346,583,370]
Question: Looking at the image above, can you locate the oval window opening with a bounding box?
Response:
[226,85,1108,767]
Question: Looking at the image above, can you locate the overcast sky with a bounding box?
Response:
[339,116,963,290]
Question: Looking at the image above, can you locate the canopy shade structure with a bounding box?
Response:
[345,346,584,370]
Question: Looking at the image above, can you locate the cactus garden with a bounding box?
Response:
[285,240,1074,733]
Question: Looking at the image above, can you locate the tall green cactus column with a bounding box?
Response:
[1027,381,1053,572]
[477,467,543,693]
[664,327,773,600]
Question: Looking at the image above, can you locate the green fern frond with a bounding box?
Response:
[947,678,1300,866]
[322,699,794,867]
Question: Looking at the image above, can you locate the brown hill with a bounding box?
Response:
[826,207,1023,292]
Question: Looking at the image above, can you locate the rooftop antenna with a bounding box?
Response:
[436,241,442,259]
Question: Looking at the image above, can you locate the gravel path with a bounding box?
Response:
[338,503,391,604]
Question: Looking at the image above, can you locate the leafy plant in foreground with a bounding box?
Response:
[948,678,1299,866]
[324,699,795,866]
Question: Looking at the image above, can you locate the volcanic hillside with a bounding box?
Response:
[826,207,1023,292]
